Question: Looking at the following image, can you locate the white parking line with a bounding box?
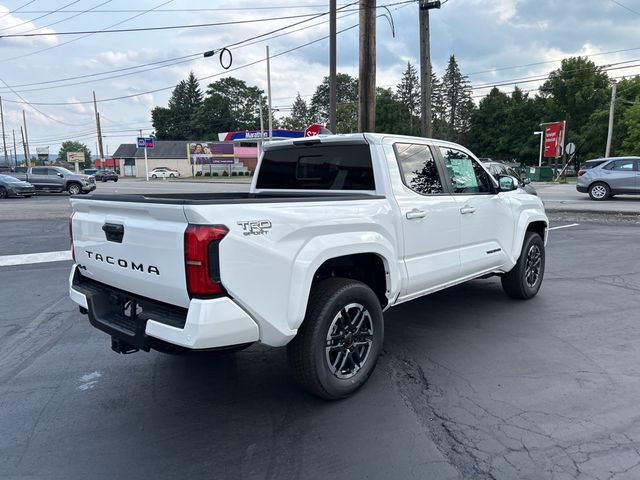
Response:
[0,250,72,267]
[548,223,580,231]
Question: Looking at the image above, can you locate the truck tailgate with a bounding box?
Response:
[71,199,190,308]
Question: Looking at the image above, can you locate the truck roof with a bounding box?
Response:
[262,132,468,150]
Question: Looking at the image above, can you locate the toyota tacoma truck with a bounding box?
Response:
[68,134,547,399]
[9,166,96,195]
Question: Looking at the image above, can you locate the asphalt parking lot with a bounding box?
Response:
[2,181,640,479]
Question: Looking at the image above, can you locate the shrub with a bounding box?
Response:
[195,171,202,177]
[212,171,219,176]
[231,171,237,176]
[204,171,211,177]
[222,170,229,176]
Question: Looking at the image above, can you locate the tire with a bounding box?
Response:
[102,178,107,182]
[151,174,157,179]
[169,173,175,178]
[114,178,118,182]
[588,182,610,201]
[67,183,81,195]
[0,187,7,199]
[501,232,545,300]
[287,278,384,400]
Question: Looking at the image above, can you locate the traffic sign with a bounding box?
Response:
[565,142,576,155]
[137,137,154,149]
[304,123,322,137]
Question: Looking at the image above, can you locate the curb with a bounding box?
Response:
[167,179,252,185]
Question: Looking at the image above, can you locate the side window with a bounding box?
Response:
[611,159,634,171]
[47,168,60,176]
[32,167,47,175]
[439,147,493,194]
[394,143,444,195]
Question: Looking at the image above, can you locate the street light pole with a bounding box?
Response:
[605,80,617,157]
[534,131,543,167]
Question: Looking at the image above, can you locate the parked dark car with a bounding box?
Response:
[84,168,98,176]
[0,174,36,199]
[482,160,537,196]
[94,169,119,182]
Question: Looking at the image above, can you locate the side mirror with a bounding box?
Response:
[57,173,64,178]
[522,177,531,185]
[498,175,518,192]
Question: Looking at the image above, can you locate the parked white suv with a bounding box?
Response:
[69,133,547,399]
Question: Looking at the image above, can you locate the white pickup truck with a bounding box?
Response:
[69,133,547,399]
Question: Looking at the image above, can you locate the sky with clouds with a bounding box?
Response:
[0,0,638,159]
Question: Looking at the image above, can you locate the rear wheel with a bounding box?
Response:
[151,174,157,179]
[67,183,81,195]
[287,278,383,400]
[0,187,7,199]
[169,173,175,178]
[588,182,610,201]
[501,232,545,299]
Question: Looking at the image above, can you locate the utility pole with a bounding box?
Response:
[0,97,7,165]
[12,129,17,166]
[419,0,441,137]
[358,0,376,132]
[20,126,27,165]
[93,91,105,160]
[329,0,337,132]
[605,80,616,157]
[266,46,273,140]
[22,110,30,166]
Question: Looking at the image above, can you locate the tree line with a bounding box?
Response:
[151,55,640,164]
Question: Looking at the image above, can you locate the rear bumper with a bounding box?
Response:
[576,185,588,193]
[68,265,259,351]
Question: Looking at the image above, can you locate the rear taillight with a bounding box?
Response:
[69,212,75,261]
[578,169,586,176]
[184,225,228,298]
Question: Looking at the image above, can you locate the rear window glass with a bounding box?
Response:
[583,160,607,169]
[256,144,375,190]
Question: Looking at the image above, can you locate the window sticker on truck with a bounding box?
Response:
[237,220,272,236]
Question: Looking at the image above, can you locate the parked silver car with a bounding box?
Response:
[576,157,639,200]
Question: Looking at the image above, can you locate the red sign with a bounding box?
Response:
[544,122,564,158]
[304,123,323,137]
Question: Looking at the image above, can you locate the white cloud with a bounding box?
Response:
[0,8,58,47]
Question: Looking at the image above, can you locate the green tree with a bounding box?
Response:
[540,57,610,160]
[281,92,311,130]
[441,55,475,143]
[193,77,266,138]
[396,61,421,135]
[431,67,447,139]
[310,73,358,132]
[57,141,92,169]
[468,87,511,158]
[375,87,404,134]
[152,71,204,140]
[620,102,640,155]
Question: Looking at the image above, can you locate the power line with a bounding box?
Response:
[0,1,413,38]
[609,0,640,16]
[0,11,345,37]
[0,7,360,94]
[16,4,355,14]
[16,0,115,36]
[0,1,37,19]
[0,1,81,33]
[0,0,176,64]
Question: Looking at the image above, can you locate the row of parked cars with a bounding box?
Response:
[0,166,108,199]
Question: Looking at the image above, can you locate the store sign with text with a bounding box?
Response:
[544,122,564,158]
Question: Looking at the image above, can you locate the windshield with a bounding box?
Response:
[56,167,75,175]
[0,174,22,182]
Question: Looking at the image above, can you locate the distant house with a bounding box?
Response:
[112,141,192,178]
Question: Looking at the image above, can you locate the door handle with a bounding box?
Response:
[406,209,427,220]
[460,205,476,215]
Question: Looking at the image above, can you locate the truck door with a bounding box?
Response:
[437,146,514,277]
[392,142,462,298]
[30,167,53,190]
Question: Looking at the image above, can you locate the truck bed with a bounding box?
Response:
[80,192,385,205]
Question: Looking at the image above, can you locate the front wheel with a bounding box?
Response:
[501,232,545,299]
[0,187,7,199]
[169,173,175,178]
[67,183,81,195]
[589,182,610,201]
[287,278,383,400]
